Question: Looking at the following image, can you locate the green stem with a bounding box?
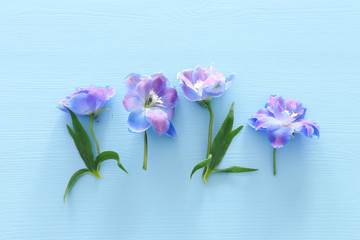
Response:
[90,170,102,179]
[206,102,214,157]
[203,169,213,184]
[143,131,148,170]
[202,100,214,178]
[90,114,100,155]
[273,148,277,176]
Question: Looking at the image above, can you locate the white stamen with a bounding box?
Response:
[284,109,298,118]
[147,89,163,107]
[194,80,204,90]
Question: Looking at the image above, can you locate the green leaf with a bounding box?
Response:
[209,102,242,169]
[214,166,258,173]
[63,168,90,202]
[230,125,243,140]
[67,124,93,170]
[190,154,212,179]
[64,106,95,170]
[203,168,213,184]
[94,108,113,118]
[66,124,77,141]
[95,151,128,174]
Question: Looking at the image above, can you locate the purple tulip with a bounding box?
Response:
[249,95,319,175]
[58,86,127,201]
[177,63,235,101]
[58,85,115,116]
[58,85,116,155]
[123,73,178,137]
[179,64,246,183]
[249,96,319,147]
[123,73,178,170]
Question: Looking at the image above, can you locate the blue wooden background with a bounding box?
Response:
[1,0,359,239]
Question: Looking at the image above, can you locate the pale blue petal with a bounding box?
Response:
[166,122,177,138]
[123,91,144,112]
[146,107,170,135]
[202,81,225,99]
[225,73,235,89]
[181,83,200,101]
[268,127,294,148]
[127,111,151,132]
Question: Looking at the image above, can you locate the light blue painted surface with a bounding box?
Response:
[0,0,359,239]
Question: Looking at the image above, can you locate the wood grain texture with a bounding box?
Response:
[0,0,360,239]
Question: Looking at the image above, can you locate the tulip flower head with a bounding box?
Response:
[58,85,127,202]
[249,95,319,175]
[178,63,235,102]
[123,73,178,170]
[58,85,115,116]
[178,64,257,183]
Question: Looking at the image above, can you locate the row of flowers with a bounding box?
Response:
[58,64,319,201]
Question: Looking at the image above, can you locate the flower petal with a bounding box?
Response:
[177,72,195,88]
[266,95,285,113]
[181,83,200,101]
[296,108,307,120]
[268,127,294,148]
[209,63,216,74]
[272,98,292,123]
[106,86,116,97]
[248,118,257,128]
[161,107,175,120]
[248,108,276,129]
[285,99,300,112]
[181,69,194,83]
[254,116,282,130]
[125,73,141,91]
[136,76,152,100]
[123,91,144,112]
[67,88,85,99]
[274,97,286,113]
[273,109,294,124]
[166,122,177,138]
[153,121,170,135]
[285,100,306,119]
[201,75,218,88]
[58,100,70,112]
[292,119,320,138]
[225,73,235,89]
[254,108,274,118]
[67,92,97,115]
[151,73,167,93]
[127,111,151,132]
[202,80,225,99]
[158,86,178,108]
[89,86,113,111]
[208,64,226,82]
[193,66,207,82]
[145,107,170,134]
[86,85,96,92]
